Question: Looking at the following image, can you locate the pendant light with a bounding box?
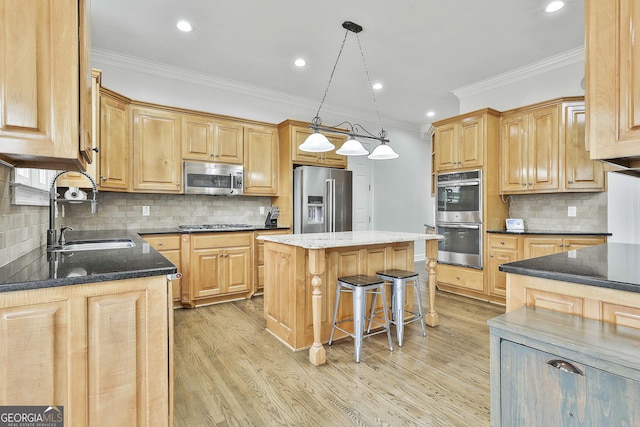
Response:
[300,21,398,159]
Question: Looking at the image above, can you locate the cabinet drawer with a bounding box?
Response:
[525,288,584,315]
[193,232,252,249]
[602,303,640,330]
[437,264,484,291]
[488,235,518,250]
[143,234,181,251]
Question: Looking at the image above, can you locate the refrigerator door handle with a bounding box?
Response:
[326,179,335,232]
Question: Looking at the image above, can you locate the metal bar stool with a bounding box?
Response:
[373,269,427,347]
[328,274,393,362]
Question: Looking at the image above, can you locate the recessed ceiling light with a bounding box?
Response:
[426,111,435,117]
[177,20,193,32]
[372,82,383,90]
[545,1,565,13]
[294,58,306,67]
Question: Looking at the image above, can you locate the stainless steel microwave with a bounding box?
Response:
[183,161,243,195]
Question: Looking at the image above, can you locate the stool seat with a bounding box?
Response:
[329,274,393,362]
[374,269,426,347]
[338,274,384,286]
[376,269,419,280]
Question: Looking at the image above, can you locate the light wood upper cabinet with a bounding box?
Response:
[501,104,560,193]
[99,89,130,191]
[290,124,348,168]
[434,114,485,171]
[564,102,606,191]
[182,115,244,164]
[132,106,182,193]
[57,69,102,189]
[0,0,91,170]
[243,125,279,195]
[586,0,640,167]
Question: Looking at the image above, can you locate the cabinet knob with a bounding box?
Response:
[158,242,163,246]
[559,244,564,247]
[92,147,99,153]
[176,182,180,186]
[489,254,494,258]
[565,244,571,248]
[500,240,505,245]
[100,176,108,182]
[455,276,460,280]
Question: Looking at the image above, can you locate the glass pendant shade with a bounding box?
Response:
[336,136,369,156]
[298,131,335,152]
[368,142,398,160]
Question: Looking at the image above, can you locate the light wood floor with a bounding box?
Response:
[173,263,505,426]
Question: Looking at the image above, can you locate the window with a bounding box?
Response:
[11,168,54,206]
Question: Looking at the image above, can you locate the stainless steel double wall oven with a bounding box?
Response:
[436,169,483,269]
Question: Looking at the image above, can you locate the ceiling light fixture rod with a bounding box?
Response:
[309,122,390,143]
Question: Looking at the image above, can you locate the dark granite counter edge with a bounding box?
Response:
[0,267,177,293]
[487,229,611,236]
[499,264,640,294]
[137,226,291,235]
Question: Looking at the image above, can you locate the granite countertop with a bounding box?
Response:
[486,229,612,236]
[499,243,640,293]
[0,230,177,293]
[257,230,444,249]
[137,225,290,235]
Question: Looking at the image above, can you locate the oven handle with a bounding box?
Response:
[437,181,479,187]
[438,224,480,229]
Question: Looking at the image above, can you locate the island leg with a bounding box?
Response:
[308,249,326,366]
[425,239,439,327]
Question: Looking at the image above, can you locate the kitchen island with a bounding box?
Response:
[500,243,640,329]
[258,230,443,365]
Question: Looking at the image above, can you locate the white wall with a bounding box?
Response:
[93,51,433,259]
[607,172,640,243]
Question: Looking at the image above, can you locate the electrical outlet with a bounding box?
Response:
[259,206,265,214]
[568,206,576,217]
[142,206,150,216]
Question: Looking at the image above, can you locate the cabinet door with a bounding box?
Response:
[0,0,86,169]
[144,234,182,304]
[488,235,519,298]
[213,120,244,164]
[434,123,458,171]
[224,246,251,294]
[501,113,528,192]
[182,114,214,161]
[244,125,278,195]
[132,107,182,193]
[99,94,130,191]
[586,0,640,160]
[523,236,563,259]
[459,117,484,168]
[191,248,223,298]
[564,103,606,191]
[527,105,560,192]
[500,340,640,426]
[562,236,606,251]
[320,134,348,167]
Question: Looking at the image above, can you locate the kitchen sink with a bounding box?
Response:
[48,238,136,252]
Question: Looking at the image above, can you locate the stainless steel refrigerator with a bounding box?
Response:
[293,166,353,234]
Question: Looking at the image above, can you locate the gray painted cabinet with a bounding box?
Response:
[489,307,640,426]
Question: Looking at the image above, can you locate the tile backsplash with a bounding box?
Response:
[59,191,274,231]
[0,165,48,268]
[508,192,608,232]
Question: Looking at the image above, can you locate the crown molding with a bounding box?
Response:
[451,46,584,100]
[92,48,418,132]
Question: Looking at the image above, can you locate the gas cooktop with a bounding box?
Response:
[178,224,254,231]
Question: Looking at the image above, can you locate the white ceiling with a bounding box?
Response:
[91,0,585,131]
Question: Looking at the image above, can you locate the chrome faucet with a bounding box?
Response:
[58,225,74,246]
[47,170,98,248]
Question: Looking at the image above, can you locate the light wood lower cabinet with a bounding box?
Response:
[487,235,519,299]
[0,276,172,426]
[144,234,182,307]
[522,235,606,259]
[183,232,253,307]
[254,229,289,295]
